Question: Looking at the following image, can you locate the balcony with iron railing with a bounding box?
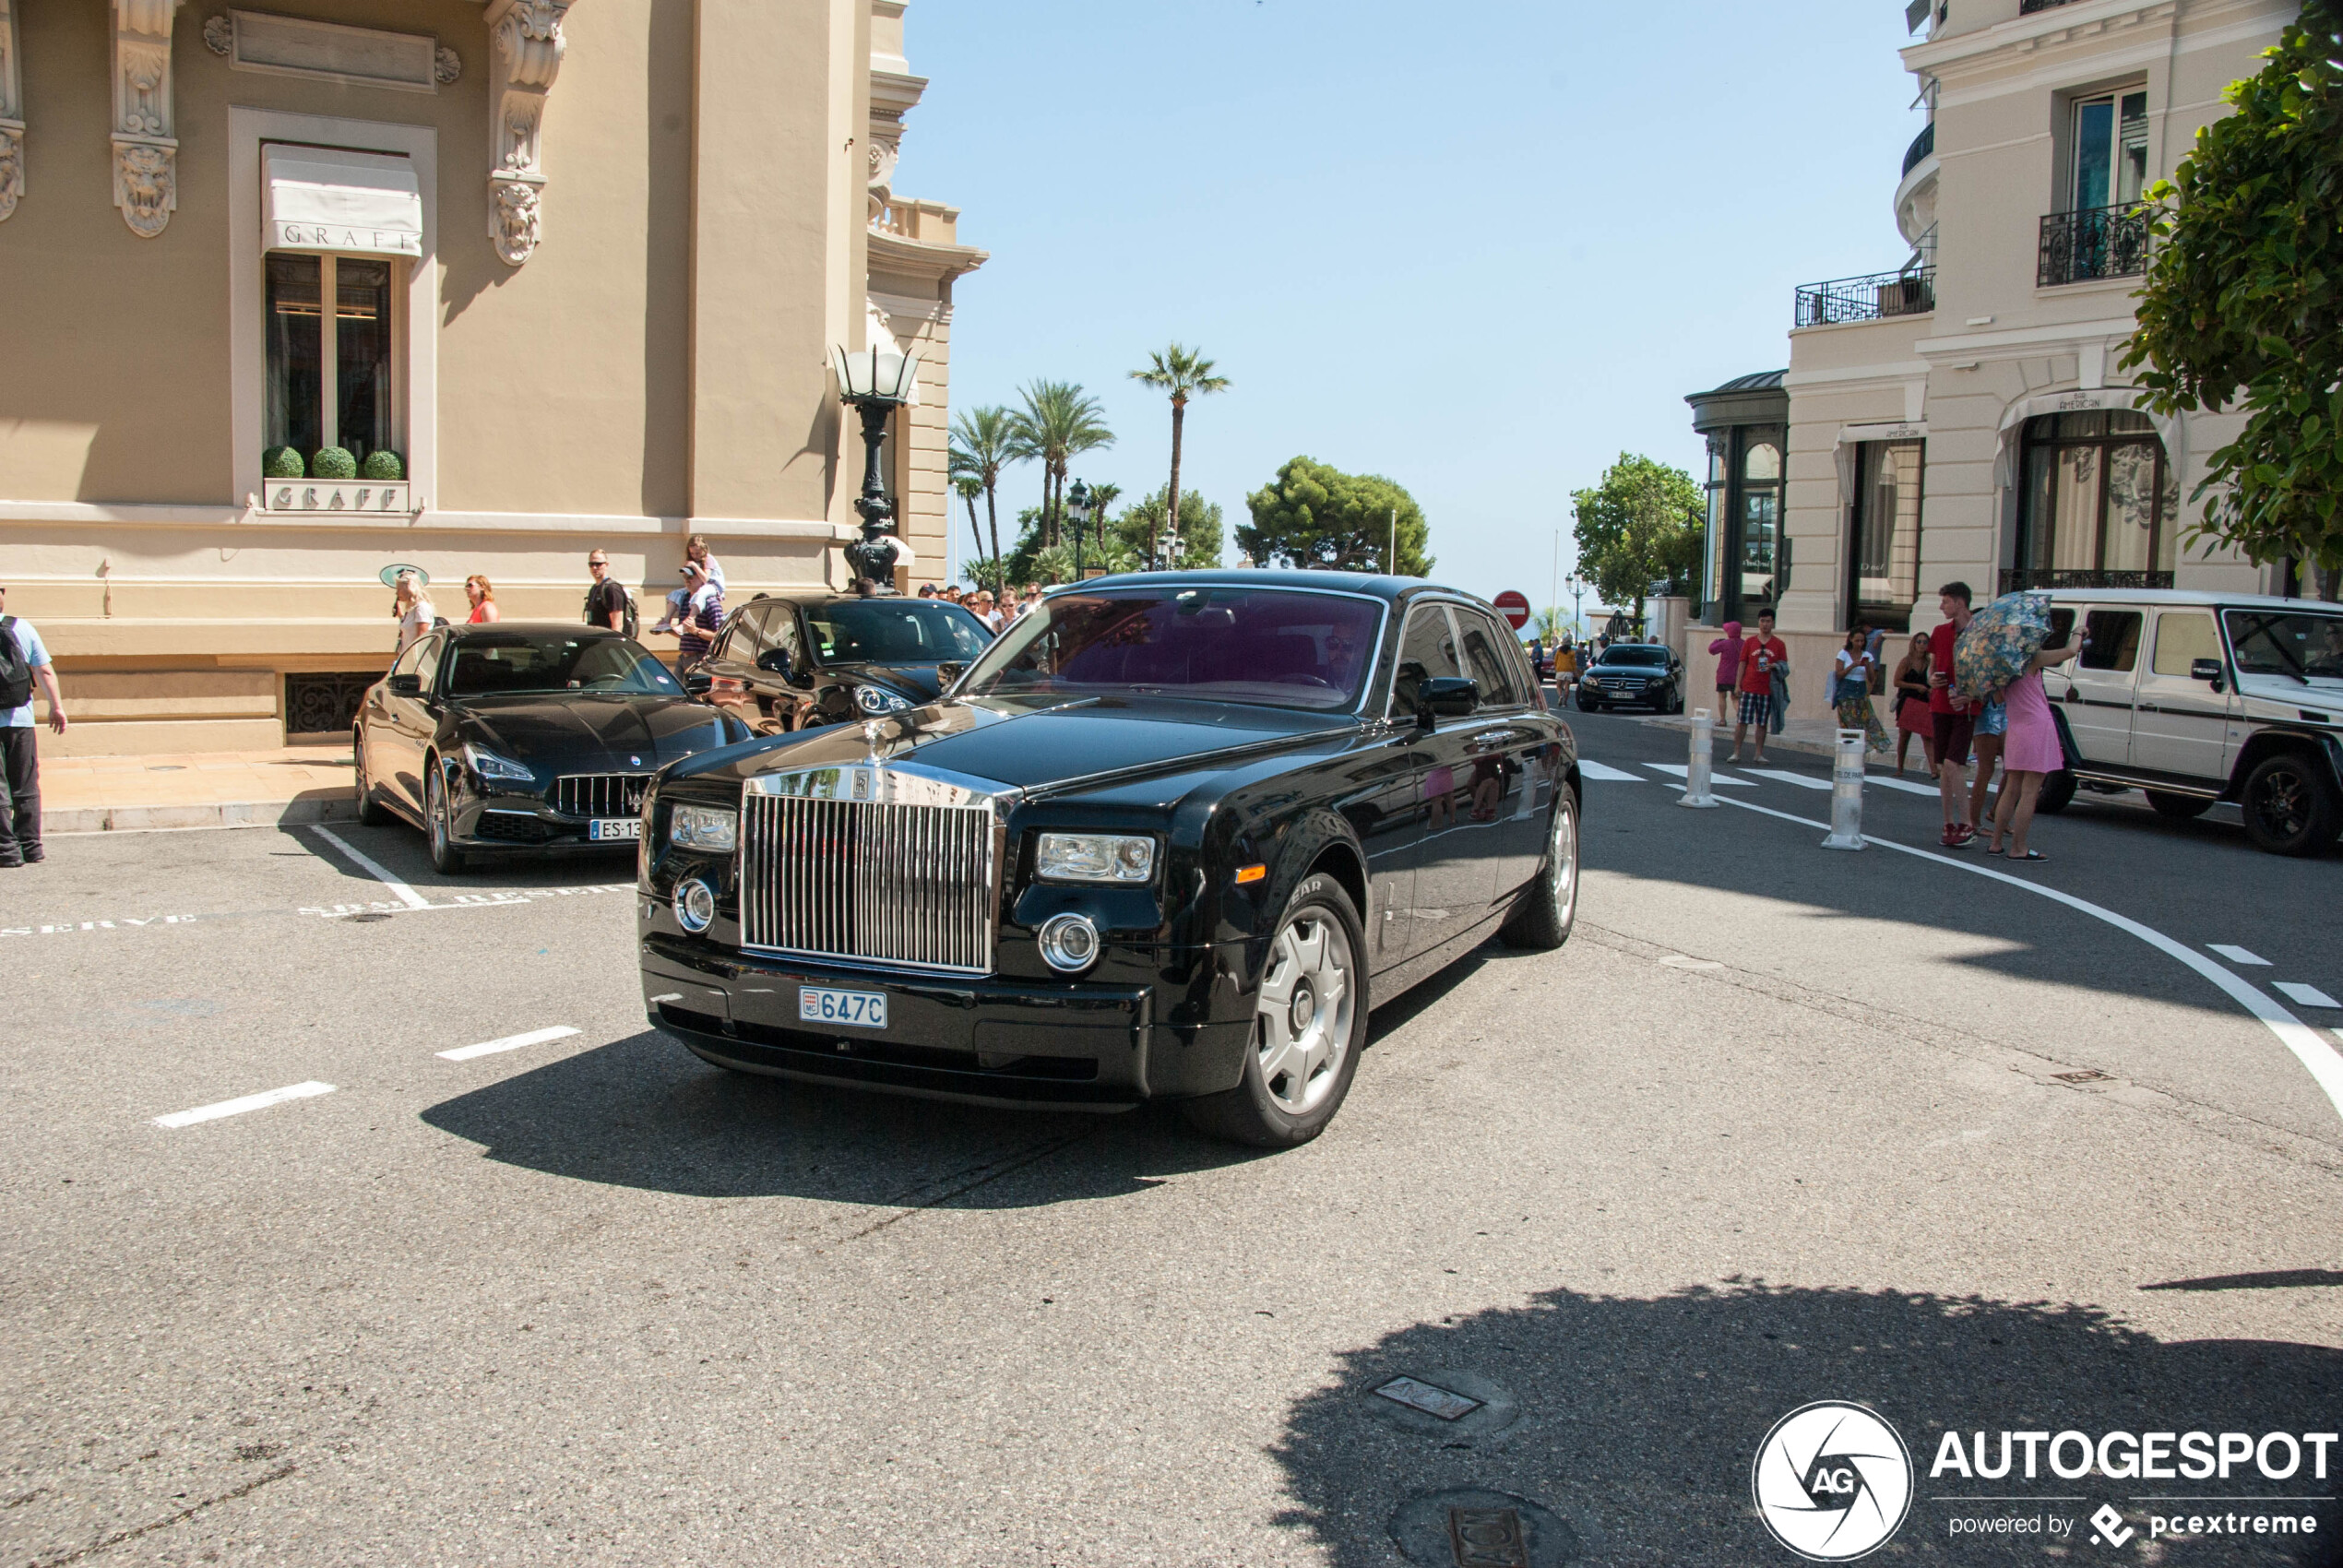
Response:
[2038,203,2152,287]
[1793,267,1935,328]
[2018,0,2078,12]
[1901,120,1934,178]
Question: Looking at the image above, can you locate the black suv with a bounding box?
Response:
[685,590,994,732]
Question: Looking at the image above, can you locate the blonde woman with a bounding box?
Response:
[392,572,436,652]
[465,575,500,624]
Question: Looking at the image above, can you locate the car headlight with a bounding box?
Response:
[462,742,534,783]
[1035,832,1155,884]
[669,802,738,853]
[854,684,912,715]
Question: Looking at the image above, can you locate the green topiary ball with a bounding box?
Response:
[311,446,357,480]
[361,448,405,481]
[262,445,304,480]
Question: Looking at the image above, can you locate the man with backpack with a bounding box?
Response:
[0,585,69,867]
[583,551,636,637]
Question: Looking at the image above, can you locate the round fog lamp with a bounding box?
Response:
[674,878,716,934]
[1036,912,1100,973]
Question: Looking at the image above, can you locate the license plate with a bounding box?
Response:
[800,986,886,1029]
[589,818,641,841]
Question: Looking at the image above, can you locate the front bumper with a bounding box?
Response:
[451,786,639,853]
[641,932,1251,1110]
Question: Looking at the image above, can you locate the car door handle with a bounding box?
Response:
[2137,702,2158,713]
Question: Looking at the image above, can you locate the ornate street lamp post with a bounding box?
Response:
[1565,572,1585,639]
[1066,479,1091,582]
[832,339,921,593]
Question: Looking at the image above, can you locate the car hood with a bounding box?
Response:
[822,659,953,703]
[453,694,740,766]
[672,693,1361,796]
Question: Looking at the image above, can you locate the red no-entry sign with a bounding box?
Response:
[1493,590,1531,631]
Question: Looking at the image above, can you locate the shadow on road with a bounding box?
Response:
[1273,1277,2343,1567]
[419,1028,1267,1206]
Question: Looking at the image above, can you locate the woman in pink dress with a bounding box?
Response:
[1985,628,2082,862]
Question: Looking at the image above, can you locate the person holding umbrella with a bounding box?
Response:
[1984,623,2084,862]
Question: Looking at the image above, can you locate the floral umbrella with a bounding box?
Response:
[1952,591,2053,703]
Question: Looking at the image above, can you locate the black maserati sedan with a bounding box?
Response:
[638,573,1584,1147]
[353,622,750,873]
[1575,641,1685,713]
[683,589,994,732]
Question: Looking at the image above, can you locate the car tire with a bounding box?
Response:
[1577,697,1600,713]
[2241,753,2339,857]
[425,758,468,874]
[1179,873,1367,1150]
[1498,782,1579,951]
[2034,768,2076,815]
[353,729,393,826]
[2145,790,2214,821]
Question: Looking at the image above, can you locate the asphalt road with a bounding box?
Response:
[2,719,2339,1568]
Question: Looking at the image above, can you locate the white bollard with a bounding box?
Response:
[1821,727,1867,849]
[1679,707,1719,808]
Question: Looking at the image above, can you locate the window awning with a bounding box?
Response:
[264,144,422,258]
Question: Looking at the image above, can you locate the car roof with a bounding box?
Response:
[2034,588,2337,612]
[442,621,626,640]
[1038,569,1475,608]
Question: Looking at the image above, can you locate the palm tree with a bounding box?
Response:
[1129,344,1230,566]
[1007,380,1113,548]
[949,405,1020,582]
[1083,481,1122,555]
[951,474,985,580]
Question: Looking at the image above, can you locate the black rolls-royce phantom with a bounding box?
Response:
[638,572,1582,1146]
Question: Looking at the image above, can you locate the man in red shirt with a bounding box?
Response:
[1927,581,1979,847]
[1730,609,1788,765]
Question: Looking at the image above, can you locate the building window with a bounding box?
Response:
[1739,427,1784,612]
[2010,410,2176,590]
[264,252,399,467]
[2072,89,2148,211]
[1848,439,1923,632]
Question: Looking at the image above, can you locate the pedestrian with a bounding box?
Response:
[1984,624,2084,863]
[1833,625,1888,754]
[1552,635,1577,703]
[685,534,726,595]
[1928,581,1980,849]
[969,589,1001,634]
[392,570,435,651]
[464,575,500,624]
[671,560,722,666]
[1968,694,2007,831]
[1731,610,1786,764]
[1891,633,1935,775]
[918,582,937,599]
[1707,619,1744,722]
[583,551,627,632]
[0,585,68,868]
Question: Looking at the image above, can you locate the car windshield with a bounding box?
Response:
[2226,610,2343,682]
[959,586,1383,711]
[446,633,679,696]
[803,600,993,665]
[1598,646,1668,666]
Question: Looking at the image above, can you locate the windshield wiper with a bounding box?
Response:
[2236,614,2311,683]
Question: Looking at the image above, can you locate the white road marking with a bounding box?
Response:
[1576,760,1646,782]
[1742,767,1833,791]
[154,1081,336,1129]
[304,826,430,910]
[1642,764,1754,787]
[1658,955,1724,971]
[0,915,198,938]
[299,883,635,920]
[2208,944,2270,967]
[1864,774,1947,797]
[439,1025,582,1062]
[2273,982,2339,1009]
[1711,795,2343,1127]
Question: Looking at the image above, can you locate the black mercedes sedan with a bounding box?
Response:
[684,590,994,732]
[1575,642,1685,713]
[639,572,1584,1147]
[353,622,751,873]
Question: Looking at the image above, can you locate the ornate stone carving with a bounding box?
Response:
[201,14,231,54]
[0,132,22,223]
[482,0,569,266]
[434,43,461,84]
[110,0,184,237]
[0,0,22,222]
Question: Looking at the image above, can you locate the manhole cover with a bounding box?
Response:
[1390,1490,1576,1567]
[1362,1370,1520,1443]
[1375,1375,1483,1421]
[2052,1068,2111,1084]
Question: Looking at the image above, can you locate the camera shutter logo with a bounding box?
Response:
[1751,1401,1913,1561]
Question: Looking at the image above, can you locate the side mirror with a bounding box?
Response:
[934,661,965,692]
[2190,658,2222,683]
[387,673,421,696]
[755,648,792,676]
[1417,675,1479,726]
[681,671,715,696]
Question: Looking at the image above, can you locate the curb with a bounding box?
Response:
[1633,715,1844,763]
[50,793,359,835]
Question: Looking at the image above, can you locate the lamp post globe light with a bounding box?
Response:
[832,340,920,592]
[1066,479,1091,582]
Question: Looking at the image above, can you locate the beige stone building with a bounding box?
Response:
[0,0,981,754]
[1685,0,2294,714]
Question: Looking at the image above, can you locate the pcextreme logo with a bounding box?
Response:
[1753,1401,1916,1562]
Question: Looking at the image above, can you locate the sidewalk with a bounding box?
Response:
[43,746,358,833]
[1635,708,1849,762]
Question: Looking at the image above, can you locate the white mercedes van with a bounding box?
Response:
[2034,589,2343,856]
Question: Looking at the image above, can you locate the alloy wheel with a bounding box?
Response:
[2251,764,2308,839]
[1253,908,1357,1115]
[1549,790,1578,928]
[428,767,448,855]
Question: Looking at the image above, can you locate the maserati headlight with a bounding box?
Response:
[1035,832,1155,884]
[853,684,913,715]
[461,742,534,783]
[669,802,738,853]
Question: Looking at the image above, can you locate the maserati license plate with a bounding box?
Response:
[589,818,641,841]
[800,986,887,1030]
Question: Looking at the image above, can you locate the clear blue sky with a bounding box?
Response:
[897,1,1928,612]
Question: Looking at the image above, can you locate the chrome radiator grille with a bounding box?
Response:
[740,793,996,974]
[557,773,651,819]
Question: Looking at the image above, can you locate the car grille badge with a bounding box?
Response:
[629,755,642,766]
